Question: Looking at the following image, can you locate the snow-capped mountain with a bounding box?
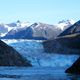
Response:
[30,22,62,39]
[0,19,75,40]
[57,19,75,30]
[2,22,62,39]
[0,21,31,37]
[7,20,31,27]
[58,20,80,37]
[3,26,34,39]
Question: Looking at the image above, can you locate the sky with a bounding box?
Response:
[0,0,80,24]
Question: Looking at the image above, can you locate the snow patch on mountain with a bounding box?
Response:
[29,22,62,39]
[57,20,75,30]
[0,21,32,37]
[0,19,76,39]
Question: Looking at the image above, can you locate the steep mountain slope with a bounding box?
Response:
[57,19,75,30]
[29,22,62,39]
[57,33,80,49]
[0,40,32,66]
[58,20,80,37]
[0,21,30,37]
[65,57,80,74]
[43,20,80,54]
[2,22,62,40]
[2,27,33,39]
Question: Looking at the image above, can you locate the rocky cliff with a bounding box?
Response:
[0,40,32,66]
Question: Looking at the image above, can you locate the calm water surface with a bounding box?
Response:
[0,67,80,80]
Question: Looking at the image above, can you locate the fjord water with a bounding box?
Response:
[1,39,80,80]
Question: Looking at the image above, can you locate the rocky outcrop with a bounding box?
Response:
[0,40,32,66]
[57,33,80,49]
[43,33,80,54]
[65,57,80,74]
[43,20,80,54]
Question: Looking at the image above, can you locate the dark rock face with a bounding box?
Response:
[65,57,80,74]
[43,20,80,54]
[57,33,80,49]
[0,40,32,66]
[58,20,80,37]
[43,39,80,54]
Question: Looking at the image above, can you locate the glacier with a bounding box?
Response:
[2,39,79,67]
[0,39,79,80]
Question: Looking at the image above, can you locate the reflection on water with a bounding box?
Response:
[0,67,80,80]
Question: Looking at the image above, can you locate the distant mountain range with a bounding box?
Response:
[0,20,75,40]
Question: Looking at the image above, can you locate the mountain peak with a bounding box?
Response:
[17,20,21,23]
[58,19,75,24]
[57,19,75,30]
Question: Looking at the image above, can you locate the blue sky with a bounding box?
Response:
[0,0,80,24]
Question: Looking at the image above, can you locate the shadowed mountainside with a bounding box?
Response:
[58,20,80,37]
[43,33,80,54]
[43,20,80,54]
[0,40,32,66]
[65,57,80,74]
